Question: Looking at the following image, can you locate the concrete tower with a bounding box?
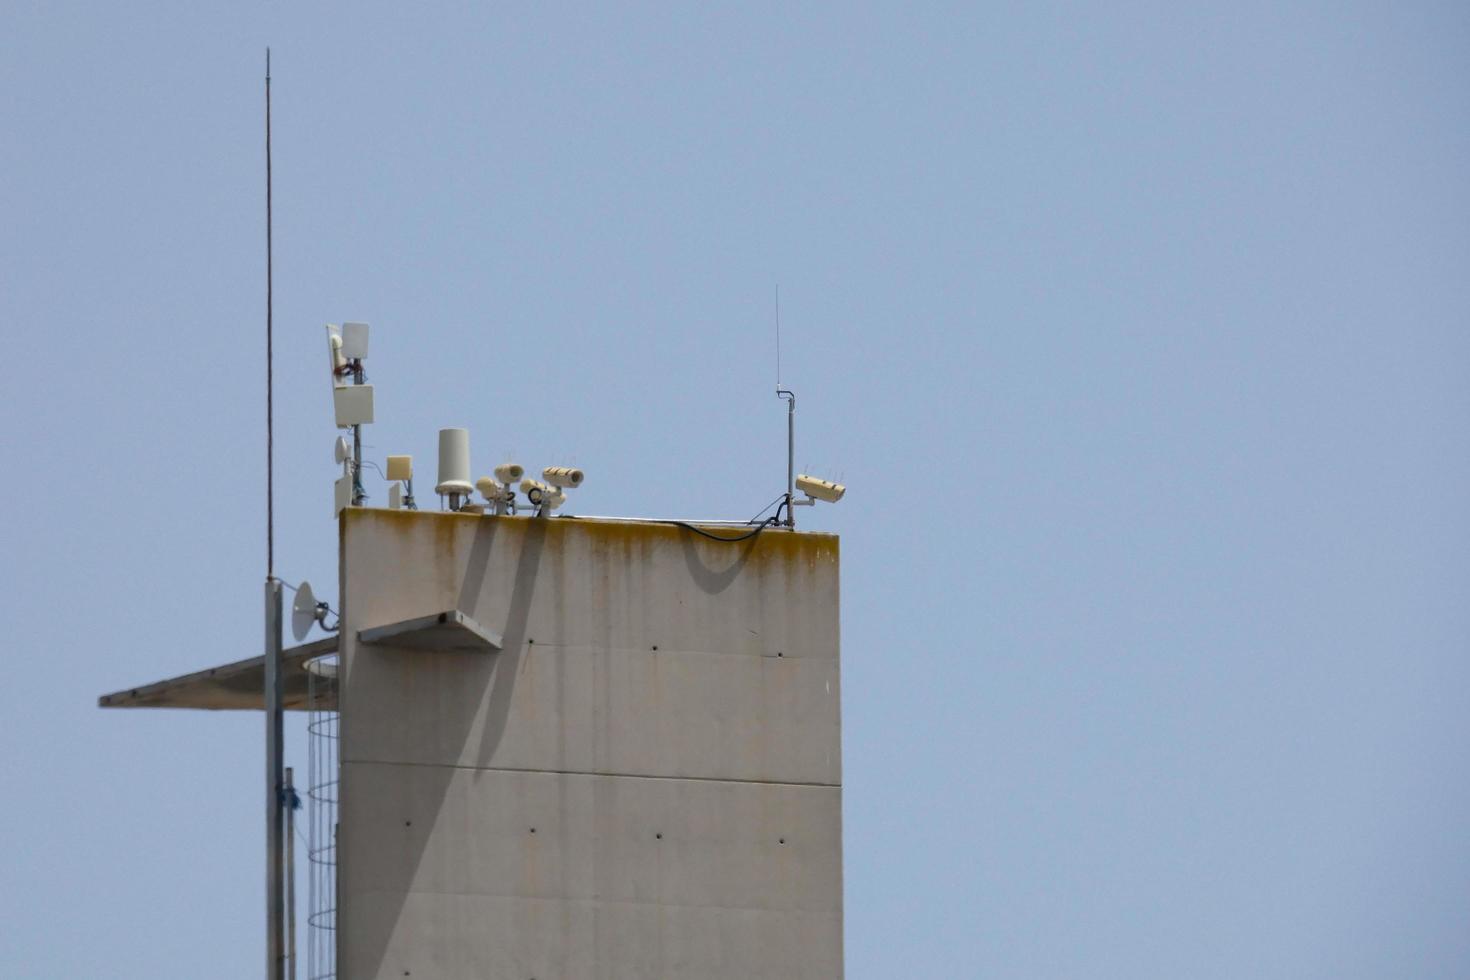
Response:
[102,506,843,978]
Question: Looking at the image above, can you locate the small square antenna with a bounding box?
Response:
[341,322,370,359]
[333,385,374,428]
[386,455,413,481]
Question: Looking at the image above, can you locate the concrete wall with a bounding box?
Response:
[338,510,842,979]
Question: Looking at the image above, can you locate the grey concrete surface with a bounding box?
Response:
[338,510,842,979]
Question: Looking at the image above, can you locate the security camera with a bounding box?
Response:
[494,462,524,485]
[796,474,845,503]
[474,475,514,515]
[542,466,584,489]
[519,478,565,514]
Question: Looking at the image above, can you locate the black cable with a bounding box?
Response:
[748,492,787,524]
[665,517,778,543]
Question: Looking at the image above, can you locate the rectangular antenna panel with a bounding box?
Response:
[333,385,374,428]
[386,455,412,481]
[388,483,402,509]
[341,321,370,359]
[334,474,351,517]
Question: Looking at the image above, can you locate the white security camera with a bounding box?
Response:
[494,462,524,485]
[474,474,515,515]
[796,474,845,503]
[475,476,502,501]
[519,478,565,512]
[542,466,584,489]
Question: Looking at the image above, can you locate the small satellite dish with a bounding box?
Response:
[334,436,350,465]
[292,581,319,642]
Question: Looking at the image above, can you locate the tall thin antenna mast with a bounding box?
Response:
[266,48,275,580]
[774,284,796,526]
[263,47,287,980]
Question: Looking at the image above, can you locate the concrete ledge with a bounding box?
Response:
[97,635,339,712]
[358,610,502,653]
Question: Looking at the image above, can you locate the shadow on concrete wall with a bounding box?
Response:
[349,516,549,978]
[678,527,761,595]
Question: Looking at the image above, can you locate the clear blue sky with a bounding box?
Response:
[3,3,1467,977]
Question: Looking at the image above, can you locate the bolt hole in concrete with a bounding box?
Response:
[404,820,412,827]
[530,827,536,834]
[656,833,662,839]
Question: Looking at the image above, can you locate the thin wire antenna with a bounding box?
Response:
[774,284,796,526]
[266,47,274,581]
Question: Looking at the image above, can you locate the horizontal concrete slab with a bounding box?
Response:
[96,635,338,711]
[359,609,503,653]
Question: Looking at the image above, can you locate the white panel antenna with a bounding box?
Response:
[333,386,374,428]
[326,321,372,509]
[340,321,370,359]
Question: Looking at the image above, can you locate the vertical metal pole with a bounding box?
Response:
[351,362,366,506]
[264,48,285,980]
[285,766,297,980]
[266,579,285,980]
[352,419,364,505]
[777,389,796,527]
[787,396,795,510]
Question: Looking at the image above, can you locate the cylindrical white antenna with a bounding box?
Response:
[436,428,474,506]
